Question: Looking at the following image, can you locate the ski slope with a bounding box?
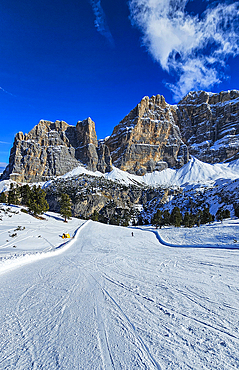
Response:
[1,217,239,369]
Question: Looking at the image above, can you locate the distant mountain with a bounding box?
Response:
[1,119,112,183]
[105,94,188,175]
[177,90,239,163]
[1,89,239,183]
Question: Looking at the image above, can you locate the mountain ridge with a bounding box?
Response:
[1,89,239,183]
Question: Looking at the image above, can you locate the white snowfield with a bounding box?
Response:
[0,208,239,369]
[2,156,239,193]
[59,156,239,188]
[0,206,86,274]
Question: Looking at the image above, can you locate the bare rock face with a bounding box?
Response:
[75,118,98,171]
[2,120,80,182]
[3,89,239,183]
[1,118,112,182]
[97,142,112,173]
[106,95,189,175]
[177,90,239,163]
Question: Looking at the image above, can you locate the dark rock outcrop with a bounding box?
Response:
[97,141,112,173]
[75,118,98,171]
[45,174,166,220]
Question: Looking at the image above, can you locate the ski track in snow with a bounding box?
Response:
[0,221,239,369]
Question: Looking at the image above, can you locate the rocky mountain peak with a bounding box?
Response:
[2,89,239,183]
[178,89,239,163]
[106,94,187,175]
[1,118,111,182]
[76,117,98,148]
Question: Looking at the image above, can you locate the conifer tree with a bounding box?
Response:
[216,208,230,222]
[0,192,6,203]
[183,212,197,228]
[7,184,20,205]
[59,193,72,222]
[196,210,203,227]
[152,209,162,228]
[20,184,31,206]
[28,186,49,216]
[182,211,190,227]
[201,207,213,224]
[162,209,170,226]
[122,217,130,227]
[188,212,197,228]
[224,209,230,219]
[216,209,223,223]
[170,207,182,227]
[234,204,239,218]
[91,209,99,221]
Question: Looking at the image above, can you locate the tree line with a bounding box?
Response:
[0,184,235,226]
[151,206,231,228]
[0,184,72,222]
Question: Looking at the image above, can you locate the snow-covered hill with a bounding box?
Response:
[0,207,239,369]
[47,156,239,188]
[0,205,85,273]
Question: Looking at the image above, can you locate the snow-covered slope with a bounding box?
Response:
[0,205,85,272]
[58,156,239,188]
[172,157,239,185]
[0,212,239,369]
[1,156,239,192]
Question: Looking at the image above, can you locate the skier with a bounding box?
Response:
[132,232,134,237]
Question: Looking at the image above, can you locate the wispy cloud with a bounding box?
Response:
[89,0,115,47]
[0,86,15,96]
[129,0,239,100]
[0,141,10,144]
[0,87,14,96]
[0,162,7,167]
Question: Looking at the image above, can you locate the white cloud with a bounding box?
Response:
[89,0,114,47]
[129,0,239,100]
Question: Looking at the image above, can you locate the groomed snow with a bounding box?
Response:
[0,205,85,274]
[144,219,239,247]
[0,207,239,369]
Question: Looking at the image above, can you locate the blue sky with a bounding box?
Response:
[1,0,239,167]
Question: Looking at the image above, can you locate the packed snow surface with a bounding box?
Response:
[0,206,239,369]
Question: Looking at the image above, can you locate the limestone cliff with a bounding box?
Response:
[177,90,239,163]
[75,118,99,172]
[2,89,239,183]
[106,95,189,175]
[1,118,112,182]
[2,120,79,182]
